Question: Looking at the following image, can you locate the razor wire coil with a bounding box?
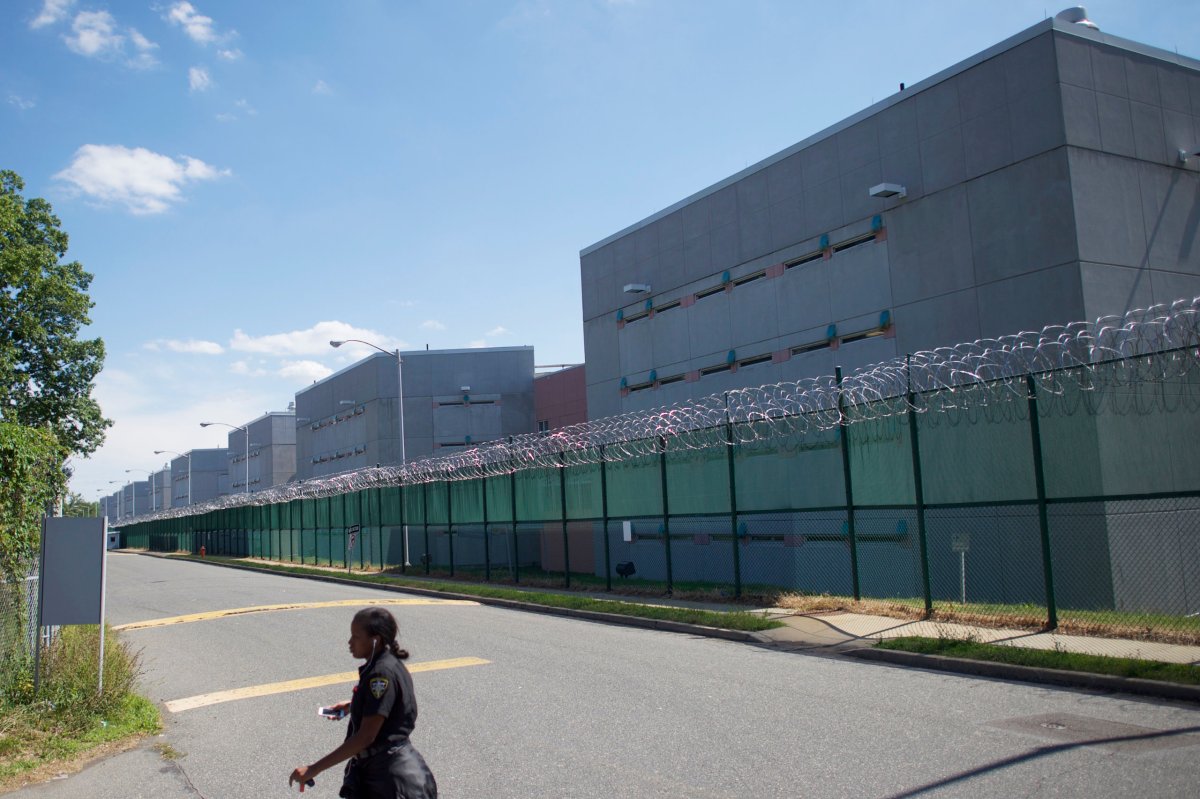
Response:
[123,295,1200,522]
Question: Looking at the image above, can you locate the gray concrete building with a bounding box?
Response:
[150,468,171,513]
[295,346,536,480]
[168,448,229,507]
[579,11,1200,419]
[222,411,297,493]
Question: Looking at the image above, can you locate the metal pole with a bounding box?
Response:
[509,437,520,584]
[600,445,611,592]
[723,393,742,599]
[836,367,861,600]
[658,436,673,595]
[482,476,491,582]
[396,350,410,566]
[244,428,250,494]
[559,452,570,589]
[423,481,431,575]
[905,355,933,616]
[447,479,454,577]
[1026,375,1058,629]
[188,454,192,506]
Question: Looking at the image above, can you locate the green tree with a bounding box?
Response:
[1,169,110,459]
[0,423,63,581]
[62,491,99,518]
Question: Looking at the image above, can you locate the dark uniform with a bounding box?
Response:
[339,650,437,799]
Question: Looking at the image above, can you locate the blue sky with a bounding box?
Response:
[1,1,1195,502]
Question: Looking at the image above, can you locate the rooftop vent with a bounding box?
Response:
[1055,6,1098,30]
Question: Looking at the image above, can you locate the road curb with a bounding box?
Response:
[134,553,760,644]
[844,645,1200,703]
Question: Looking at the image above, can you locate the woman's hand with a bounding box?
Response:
[289,765,317,791]
[326,700,351,720]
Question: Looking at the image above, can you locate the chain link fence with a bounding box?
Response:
[114,301,1200,651]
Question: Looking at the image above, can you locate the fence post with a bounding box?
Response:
[482,476,491,582]
[298,500,306,565]
[724,392,742,599]
[447,479,454,577]
[600,445,611,592]
[510,438,520,584]
[559,452,570,589]
[328,495,335,568]
[1026,375,1059,630]
[357,491,365,570]
[905,355,933,616]
[836,367,861,600]
[376,488,384,570]
[658,436,673,595]
[399,484,408,574]
[423,482,431,576]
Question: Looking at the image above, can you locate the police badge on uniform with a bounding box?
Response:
[369,676,389,699]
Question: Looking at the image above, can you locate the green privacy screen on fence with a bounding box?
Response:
[117,359,1200,646]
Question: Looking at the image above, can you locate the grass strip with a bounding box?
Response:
[0,693,160,788]
[876,636,1200,685]
[182,556,783,633]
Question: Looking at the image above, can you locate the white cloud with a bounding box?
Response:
[54,144,231,215]
[189,66,212,92]
[230,321,404,357]
[166,1,221,45]
[146,338,224,355]
[312,80,332,95]
[127,28,159,69]
[230,360,268,377]
[30,0,73,29]
[278,360,333,382]
[61,10,159,68]
[467,339,487,349]
[217,48,242,61]
[64,10,122,58]
[7,93,35,111]
[487,326,511,337]
[420,320,446,331]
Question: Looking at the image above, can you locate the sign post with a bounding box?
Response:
[37,517,108,694]
[951,533,970,604]
[346,524,360,574]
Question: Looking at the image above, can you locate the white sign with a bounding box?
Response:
[951,533,970,553]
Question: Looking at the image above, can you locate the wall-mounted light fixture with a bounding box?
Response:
[1178,149,1199,164]
[869,183,906,199]
[623,283,651,294]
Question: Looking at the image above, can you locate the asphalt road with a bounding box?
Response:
[8,553,1200,798]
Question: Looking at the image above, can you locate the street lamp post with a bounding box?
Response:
[330,338,408,565]
[155,449,192,506]
[200,422,249,494]
[125,468,155,513]
[108,480,124,519]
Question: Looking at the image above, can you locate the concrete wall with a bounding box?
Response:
[295,347,536,480]
[534,364,587,431]
[579,20,1200,420]
[170,448,229,507]
[228,412,296,492]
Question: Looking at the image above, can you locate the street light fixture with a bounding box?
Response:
[125,468,156,512]
[200,422,250,494]
[155,449,192,506]
[330,338,409,565]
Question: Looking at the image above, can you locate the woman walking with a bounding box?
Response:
[290,607,437,798]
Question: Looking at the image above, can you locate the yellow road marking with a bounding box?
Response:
[164,657,490,713]
[113,598,478,632]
